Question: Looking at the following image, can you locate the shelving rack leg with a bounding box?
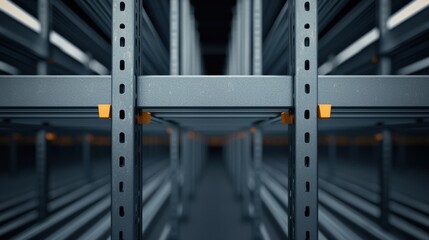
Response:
[111,0,142,239]
[36,129,48,220]
[377,0,392,230]
[252,127,263,239]
[379,130,392,228]
[169,127,180,239]
[37,0,51,75]
[288,0,319,239]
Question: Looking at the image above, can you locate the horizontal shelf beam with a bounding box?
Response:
[319,75,429,107]
[319,75,429,118]
[0,75,110,111]
[138,76,292,109]
[1,75,428,119]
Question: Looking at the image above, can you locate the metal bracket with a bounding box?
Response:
[98,104,112,119]
[317,104,331,119]
[137,112,151,124]
[281,111,294,125]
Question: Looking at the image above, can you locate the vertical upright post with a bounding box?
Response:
[288,0,318,239]
[231,137,235,179]
[379,130,392,228]
[190,134,195,196]
[223,140,226,171]
[243,0,251,75]
[253,128,263,239]
[36,130,48,220]
[230,136,233,177]
[242,131,251,217]
[237,0,251,214]
[169,127,179,238]
[37,0,51,75]
[377,0,391,229]
[228,137,232,177]
[83,134,91,183]
[253,0,263,76]
[203,139,207,169]
[252,0,262,234]
[111,0,142,239]
[170,0,181,232]
[199,138,203,175]
[378,0,391,75]
[180,0,188,75]
[236,0,241,74]
[180,132,189,216]
[170,0,179,75]
[195,137,199,178]
[226,137,231,177]
[236,134,242,196]
[190,11,195,75]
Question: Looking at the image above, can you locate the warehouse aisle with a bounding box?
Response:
[179,150,252,240]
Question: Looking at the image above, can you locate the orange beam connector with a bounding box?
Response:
[45,132,57,141]
[250,127,256,133]
[318,104,332,119]
[375,133,383,142]
[98,104,112,119]
[281,111,294,125]
[137,112,151,124]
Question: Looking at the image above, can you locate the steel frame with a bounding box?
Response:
[0,0,429,239]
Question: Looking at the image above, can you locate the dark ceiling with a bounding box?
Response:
[191,0,236,75]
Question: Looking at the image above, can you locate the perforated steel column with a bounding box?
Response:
[377,0,391,229]
[288,0,318,239]
[242,131,251,217]
[252,0,263,237]
[37,0,51,75]
[252,0,262,76]
[236,135,242,196]
[36,130,48,220]
[181,132,191,214]
[111,0,142,239]
[379,130,392,228]
[190,135,196,196]
[169,127,179,238]
[180,0,190,75]
[378,0,391,75]
[170,0,179,75]
[252,128,263,239]
[169,0,180,236]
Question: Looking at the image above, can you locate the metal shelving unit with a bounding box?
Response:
[1,0,429,239]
